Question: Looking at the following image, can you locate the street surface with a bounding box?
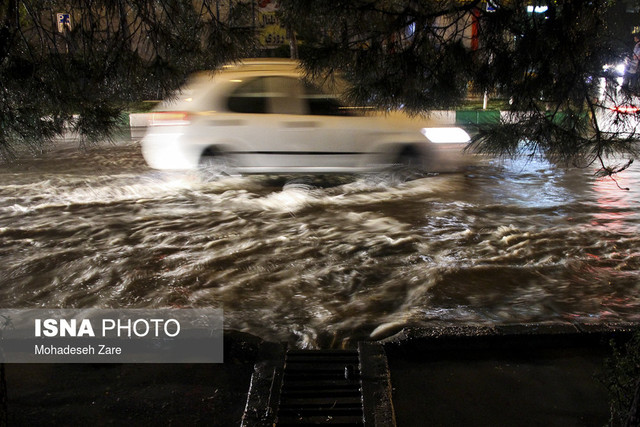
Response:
[1,138,639,347]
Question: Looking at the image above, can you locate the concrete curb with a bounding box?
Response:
[378,321,640,354]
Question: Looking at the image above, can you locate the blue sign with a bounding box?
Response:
[57,13,71,32]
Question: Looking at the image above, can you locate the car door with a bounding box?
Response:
[223,75,373,172]
[264,76,318,169]
[222,75,312,171]
[220,76,288,170]
[295,80,374,171]
[266,76,374,171]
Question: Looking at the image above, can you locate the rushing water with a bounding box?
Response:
[1,138,639,348]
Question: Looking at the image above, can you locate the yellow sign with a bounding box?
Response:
[258,11,287,47]
[257,0,287,48]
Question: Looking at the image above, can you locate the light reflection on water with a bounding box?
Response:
[0,141,639,348]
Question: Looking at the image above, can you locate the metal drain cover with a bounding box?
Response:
[241,342,395,426]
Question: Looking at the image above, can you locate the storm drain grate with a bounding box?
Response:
[278,349,363,425]
[241,342,395,426]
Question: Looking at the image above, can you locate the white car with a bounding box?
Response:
[141,59,473,174]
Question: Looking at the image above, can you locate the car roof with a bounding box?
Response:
[156,59,300,111]
[157,59,344,112]
[222,58,301,72]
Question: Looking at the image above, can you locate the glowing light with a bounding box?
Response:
[421,127,471,143]
[527,5,548,13]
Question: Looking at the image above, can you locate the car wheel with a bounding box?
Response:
[390,146,426,180]
[198,148,235,178]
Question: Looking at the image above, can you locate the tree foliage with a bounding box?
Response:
[604,330,640,426]
[0,0,257,158]
[277,0,640,176]
[2,0,640,176]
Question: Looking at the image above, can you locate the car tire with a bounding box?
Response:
[198,148,235,178]
[390,145,426,180]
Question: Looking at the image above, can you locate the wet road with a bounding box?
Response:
[1,138,639,348]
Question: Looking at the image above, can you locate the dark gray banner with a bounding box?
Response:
[0,309,223,363]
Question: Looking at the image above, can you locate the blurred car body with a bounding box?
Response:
[141,59,473,174]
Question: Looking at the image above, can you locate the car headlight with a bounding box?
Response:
[421,127,471,143]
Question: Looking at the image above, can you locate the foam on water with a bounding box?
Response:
[1,143,639,347]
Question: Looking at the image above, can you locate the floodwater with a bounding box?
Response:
[1,138,639,348]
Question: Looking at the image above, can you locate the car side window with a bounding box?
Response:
[302,82,353,116]
[267,77,304,115]
[227,78,268,114]
[227,77,304,115]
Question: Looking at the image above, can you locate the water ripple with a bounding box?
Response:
[1,142,639,347]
